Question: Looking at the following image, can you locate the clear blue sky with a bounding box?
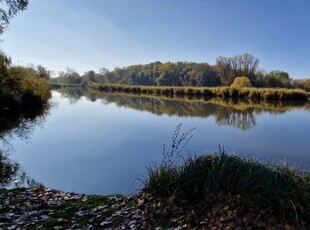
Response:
[1,0,310,78]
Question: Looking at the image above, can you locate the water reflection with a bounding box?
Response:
[0,150,42,188]
[0,106,49,188]
[56,89,310,131]
[57,87,84,104]
[0,106,50,148]
[216,111,256,130]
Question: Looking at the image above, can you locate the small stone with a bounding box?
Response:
[100,221,112,226]
[128,220,137,225]
[40,215,49,220]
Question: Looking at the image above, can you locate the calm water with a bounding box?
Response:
[2,89,310,195]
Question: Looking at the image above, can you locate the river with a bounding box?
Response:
[1,89,310,195]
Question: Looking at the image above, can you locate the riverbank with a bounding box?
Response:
[90,84,308,101]
[0,187,306,230]
[1,153,309,229]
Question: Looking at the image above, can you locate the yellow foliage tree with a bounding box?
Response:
[231,76,252,88]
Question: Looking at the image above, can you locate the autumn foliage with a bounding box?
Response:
[231,76,252,88]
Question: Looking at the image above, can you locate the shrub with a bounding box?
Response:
[185,88,194,96]
[192,89,202,97]
[221,86,230,97]
[231,76,252,88]
[202,88,213,97]
[175,88,185,96]
[229,87,239,97]
[1,75,50,111]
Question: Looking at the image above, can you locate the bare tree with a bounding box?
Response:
[216,53,259,85]
[215,56,234,85]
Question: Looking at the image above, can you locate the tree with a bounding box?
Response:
[216,53,259,85]
[301,79,310,91]
[52,68,81,85]
[156,72,171,86]
[37,65,50,80]
[215,57,234,85]
[99,67,109,75]
[293,78,310,91]
[264,70,292,88]
[0,0,28,34]
[187,63,221,87]
[252,69,267,87]
[0,50,11,80]
[82,70,96,82]
[64,68,81,84]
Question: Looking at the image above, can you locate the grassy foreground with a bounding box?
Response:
[143,152,310,228]
[91,83,308,101]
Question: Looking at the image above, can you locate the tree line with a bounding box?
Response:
[51,53,309,90]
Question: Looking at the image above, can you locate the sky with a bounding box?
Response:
[1,0,310,78]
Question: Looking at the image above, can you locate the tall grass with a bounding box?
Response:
[144,153,310,223]
[142,126,310,224]
[145,153,310,207]
[91,83,308,101]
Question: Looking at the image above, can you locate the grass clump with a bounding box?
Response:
[143,128,310,225]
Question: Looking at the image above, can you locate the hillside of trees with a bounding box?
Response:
[51,53,309,90]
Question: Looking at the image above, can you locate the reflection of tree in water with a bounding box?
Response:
[57,88,84,104]
[215,110,256,131]
[56,89,310,131]
[0,106,49,188]
[88,93,97,102]
[0,107,49,149]
[0,150,42,188]
[0,150,18,186]
[95,93,309,130]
